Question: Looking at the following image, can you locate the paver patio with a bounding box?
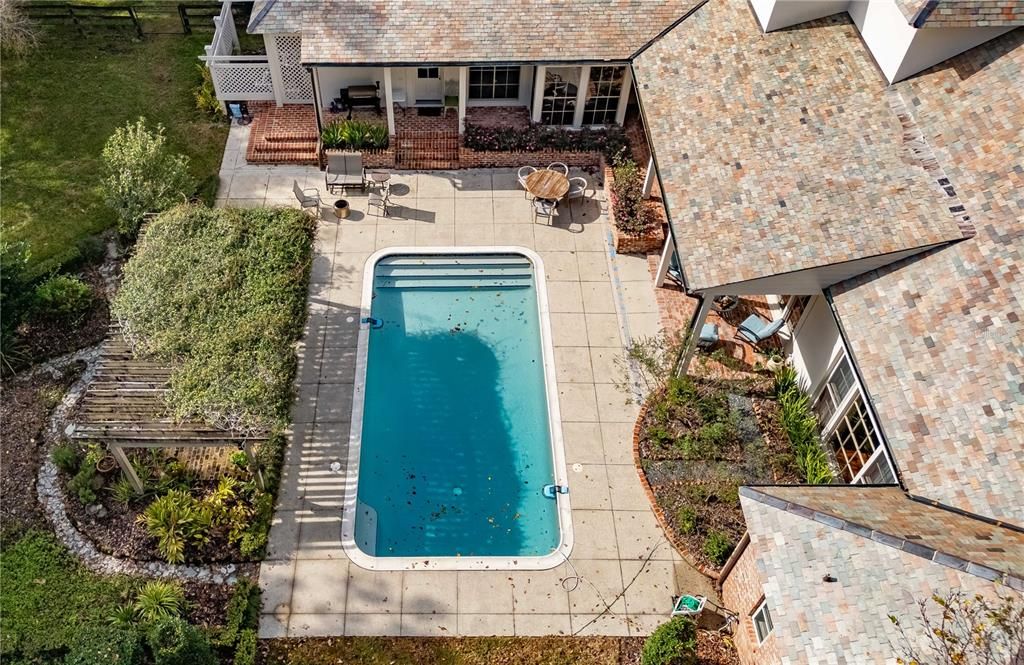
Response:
[216,124,715,638]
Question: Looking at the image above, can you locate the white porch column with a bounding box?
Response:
[614,66,633,125]
[642,155,656,198]
[532,65,547,123]
[655,235,674,287]
[458,66,468,134]
[677,295,713,376]
[264,34,286,106]
[383,67,396,136]
[572,65,591,128]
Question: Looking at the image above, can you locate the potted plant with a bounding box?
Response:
[96,454,118,474]
[334,199,350,219]
[765,353,786,372]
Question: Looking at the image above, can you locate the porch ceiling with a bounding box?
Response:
[249,0,700,65]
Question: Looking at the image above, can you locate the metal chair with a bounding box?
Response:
[293,180,322,218]
[368,186,392,217]
[518,166,537,198]
[566,176,590,203]
[547,162,569,176]
[532,198,556,224]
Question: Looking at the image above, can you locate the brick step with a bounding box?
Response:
[264,132,318,144]
[248,149,319,165]
[255,139,317,151]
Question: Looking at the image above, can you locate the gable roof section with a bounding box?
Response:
[249,0,700,65]
[831,28,1024,525]
[738,485,1022,663]
[894,0,1024,27]
[741,485,1024,583]
[632,1,968,292]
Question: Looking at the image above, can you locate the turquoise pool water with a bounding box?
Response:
[354,254,561,559]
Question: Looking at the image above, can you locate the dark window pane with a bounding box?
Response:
[469,70,482,84]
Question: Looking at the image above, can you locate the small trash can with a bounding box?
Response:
[334,199,350,219]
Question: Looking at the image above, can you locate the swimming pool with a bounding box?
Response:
[342,247,573,570]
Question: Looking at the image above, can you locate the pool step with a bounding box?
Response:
[375,255,534,289]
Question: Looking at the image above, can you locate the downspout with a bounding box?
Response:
[825,289,906,489]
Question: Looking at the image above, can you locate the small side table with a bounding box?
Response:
[368,171,391,192]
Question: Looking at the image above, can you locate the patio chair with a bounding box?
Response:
[293,180,322,218]
[368,187,392,217]
[518,166,537,198]
[697,323,719,348]
[566,176,591,203]
[548,162,569,176]
[325,152,368,194]
[533,198,556,224]
[736,313,786,345]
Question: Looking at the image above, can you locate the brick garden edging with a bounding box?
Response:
[632,399,723,581]
[605,165,665,254]
[458,147,603,170]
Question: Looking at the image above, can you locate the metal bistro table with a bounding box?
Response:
[524,169,570,201]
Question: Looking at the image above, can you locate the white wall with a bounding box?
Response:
[316,67,387,107]
[787,295,845,397]
[848,0,1014,83]
[750,0,850,32]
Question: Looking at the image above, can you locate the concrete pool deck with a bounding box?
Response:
[215,124,715,638]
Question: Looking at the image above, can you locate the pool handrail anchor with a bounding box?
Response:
[542,484,569,499]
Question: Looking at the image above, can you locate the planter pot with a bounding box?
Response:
[766,357,785,372]
[96,455,118,474]
[334,200,350,219]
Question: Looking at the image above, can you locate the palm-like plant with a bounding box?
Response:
[135,581,185,622]
[138,489,207,563]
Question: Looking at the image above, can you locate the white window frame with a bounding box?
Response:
[813,354,896,485]
[581,65,626,125]
[417,67,439,79]
[752,598,774,644]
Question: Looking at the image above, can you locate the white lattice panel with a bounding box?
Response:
[274,34,313,103]
[212,64,275,101]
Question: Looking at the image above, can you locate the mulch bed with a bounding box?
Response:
[637,374,800,573]
[0,363,85,536]
[8,266,111,373]
[62,472,254,564]
[260,632,738,665]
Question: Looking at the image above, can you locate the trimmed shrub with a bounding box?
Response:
[113,205,314,435]
[101,118,195,236]
[641,616,699,665]
[702,530,735,566]
[52,444,81,474]
[33,274,94,321]
[463,122,628,159]
[64,624,144,665]
[194,65,224,119]
[146,617,216,665]
[216,579,261,647]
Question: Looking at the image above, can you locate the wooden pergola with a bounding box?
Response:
[70,327,269,493]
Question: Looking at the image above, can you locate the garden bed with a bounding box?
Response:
[636,373,800,574]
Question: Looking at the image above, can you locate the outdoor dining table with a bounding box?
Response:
[524,169,570,201]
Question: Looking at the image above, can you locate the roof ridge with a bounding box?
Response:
[739,485,1024,591]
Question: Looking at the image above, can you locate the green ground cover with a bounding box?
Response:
[1,30,227,276]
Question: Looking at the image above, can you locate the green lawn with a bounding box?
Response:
[1,30,228,277]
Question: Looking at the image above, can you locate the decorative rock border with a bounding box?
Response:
[35,344,240,585]
[631,400,722,581]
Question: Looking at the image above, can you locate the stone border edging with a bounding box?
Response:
[632,400,722,581]
[35,344,239,585]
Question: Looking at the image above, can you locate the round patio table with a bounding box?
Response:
[524,169,570,201]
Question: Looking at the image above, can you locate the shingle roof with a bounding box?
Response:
[894,0,1024,27]
[832,28,1024,525]
[742,486,1024,582]
[248,0,699,65]
[632,1,970,292]
[738,488,1019,664]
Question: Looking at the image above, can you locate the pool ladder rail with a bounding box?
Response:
[542,484,569,499]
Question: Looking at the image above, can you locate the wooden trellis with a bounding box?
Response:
[70,327,269,493]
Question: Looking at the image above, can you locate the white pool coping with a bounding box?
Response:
[342,246,574,571]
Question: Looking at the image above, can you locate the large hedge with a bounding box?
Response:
[113,205,314,434]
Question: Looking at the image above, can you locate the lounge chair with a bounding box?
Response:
[736,314,785,344]
[293,180,322,217]
[325,152,368,194]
